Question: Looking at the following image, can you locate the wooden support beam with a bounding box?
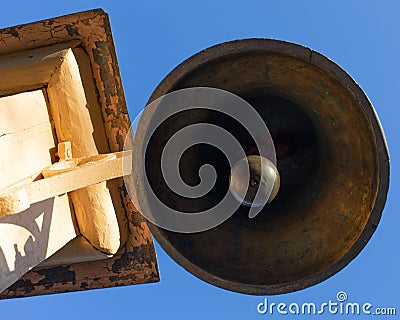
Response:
[0,10,159,299]
[0,151,133,217]
[47,48,122,255]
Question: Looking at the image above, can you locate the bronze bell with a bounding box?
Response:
[136,39,389,294]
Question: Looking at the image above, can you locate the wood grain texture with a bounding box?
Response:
[0,91,77,293]
[0,91,55,191]
[0,9,159,299]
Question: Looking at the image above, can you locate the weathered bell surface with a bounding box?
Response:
[139,39,389,294]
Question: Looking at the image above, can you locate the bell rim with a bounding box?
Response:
[146,38,390,295]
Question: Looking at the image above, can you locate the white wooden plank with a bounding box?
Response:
[0,90,51,136]
[0,151,132,217]
[0,194,76,293]
[0,90,55,190]
[0,89,76,293]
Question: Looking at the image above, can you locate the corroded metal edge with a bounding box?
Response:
[0,9,159,299]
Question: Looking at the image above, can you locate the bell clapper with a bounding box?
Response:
[230,155,280,207]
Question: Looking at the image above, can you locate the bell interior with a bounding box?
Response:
[144,49,379,292]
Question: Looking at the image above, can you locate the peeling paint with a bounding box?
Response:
[37,266,76,287]
[65,25,80,37]
[0,9,159,300]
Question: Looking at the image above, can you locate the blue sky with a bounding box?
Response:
[0,1,399,319]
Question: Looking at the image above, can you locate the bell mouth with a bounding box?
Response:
[143,39,388,294]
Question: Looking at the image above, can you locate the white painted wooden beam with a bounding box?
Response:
[0,151,133,217]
